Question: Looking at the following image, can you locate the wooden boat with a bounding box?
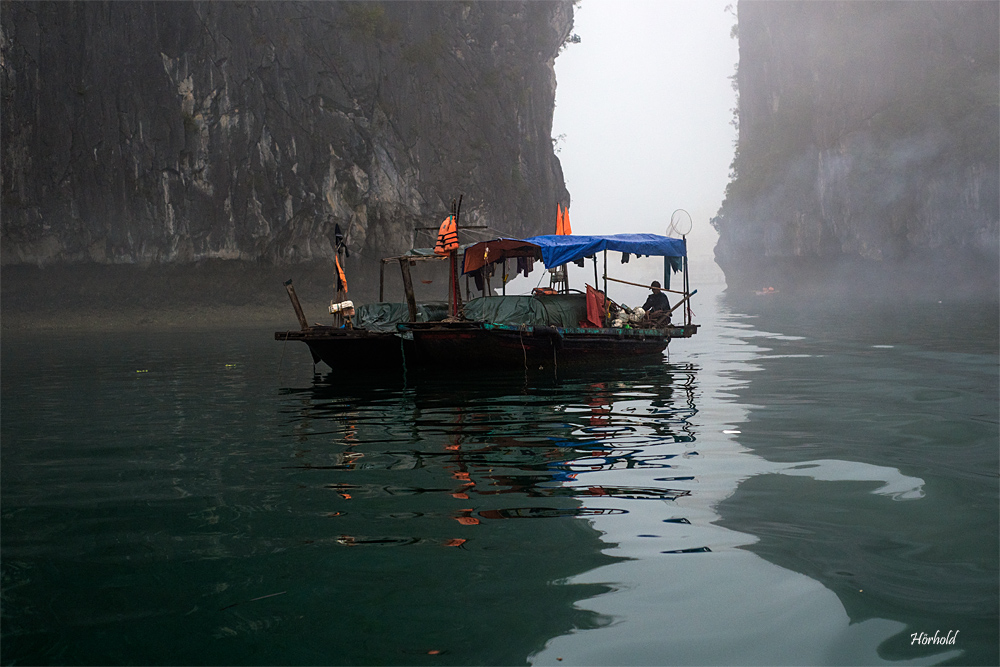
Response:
[277,202,698,372]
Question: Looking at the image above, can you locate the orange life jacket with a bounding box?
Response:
[434,215,459,255]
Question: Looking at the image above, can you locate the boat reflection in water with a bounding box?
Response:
[275,361,700,663]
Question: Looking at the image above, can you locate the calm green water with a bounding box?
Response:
[2,283,997,665]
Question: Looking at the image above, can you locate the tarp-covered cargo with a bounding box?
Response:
[462,294,588,328]
[357,302,449,332]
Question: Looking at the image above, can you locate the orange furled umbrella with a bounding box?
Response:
[556,204,572,235]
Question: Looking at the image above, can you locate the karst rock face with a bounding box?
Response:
[1,1,573,272]
[714,1,998,296]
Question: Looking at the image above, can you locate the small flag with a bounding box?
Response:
[335,255,348,293]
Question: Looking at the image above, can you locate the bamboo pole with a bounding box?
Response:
[601,274,686,295]
[668,289,698,315]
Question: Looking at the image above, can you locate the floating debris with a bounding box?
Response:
[219,590,287,611]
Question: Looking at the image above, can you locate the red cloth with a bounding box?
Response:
[586,284,605,328]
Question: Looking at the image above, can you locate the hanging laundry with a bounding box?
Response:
[621,253,631,264]
[516,255,534,277]
[586,284,605,328]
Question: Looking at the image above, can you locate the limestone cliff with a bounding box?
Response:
[714,1,998,298]
[1,1,573,314]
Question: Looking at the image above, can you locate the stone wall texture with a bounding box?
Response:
[1,1,574,271]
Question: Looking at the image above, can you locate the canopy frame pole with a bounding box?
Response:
[603,250,609,323]
[593,255,599,289]
[682,234,690,326]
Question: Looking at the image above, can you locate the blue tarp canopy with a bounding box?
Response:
[523,234,686,270]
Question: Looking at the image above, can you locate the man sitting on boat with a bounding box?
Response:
[643,281,671,312]
[643,281,672,324]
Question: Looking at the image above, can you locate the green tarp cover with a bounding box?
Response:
[361,295,588,330]
[357,302,449,332]
[462,294,588,328]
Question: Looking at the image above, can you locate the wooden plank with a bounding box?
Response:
[398,257,418,322]
[283,279,309,330]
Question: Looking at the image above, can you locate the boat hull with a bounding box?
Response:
[275,327,404,370]
[400,322,698,369]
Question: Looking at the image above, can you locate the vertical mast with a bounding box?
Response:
[453,195,464,316]
[447,196,465,318]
